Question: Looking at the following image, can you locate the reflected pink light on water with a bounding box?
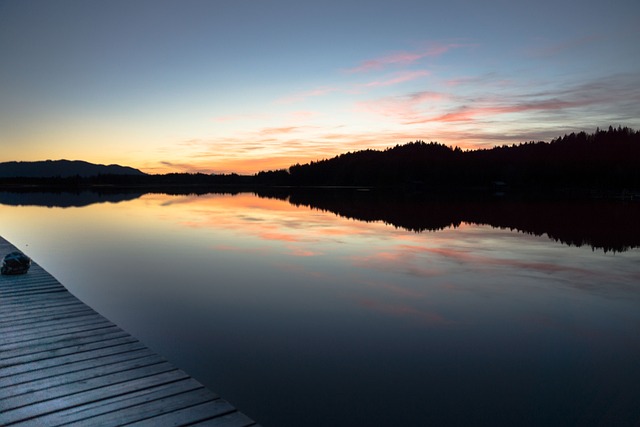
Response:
[150,193,396,247]
[355,277,430,299]
[1,192,639,426]
[356,297,453,327]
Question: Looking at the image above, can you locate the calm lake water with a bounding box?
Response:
[1,191,639,426]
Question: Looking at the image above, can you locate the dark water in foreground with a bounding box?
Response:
[1,191,639,426]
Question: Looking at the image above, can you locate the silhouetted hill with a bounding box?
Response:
[2,127,638,193]
[0,160,145,178]
[284,126,640,190]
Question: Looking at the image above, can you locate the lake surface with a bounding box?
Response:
[1,191,639,426]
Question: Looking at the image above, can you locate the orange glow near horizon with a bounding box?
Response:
[132,128,526,175]
[6,128,543,176]
[3,38,635,176]
[2,2,639,176]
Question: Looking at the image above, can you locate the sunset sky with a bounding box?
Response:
[1,0,639,174]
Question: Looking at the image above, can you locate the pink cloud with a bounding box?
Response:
[289,248,321,257]
[353,72,631,129]
[346,43,467,73]
[408,91,447,103]
[355,90,448,123]
[424,109,478,123]
[360,70,430,88]
[404,95,613,125]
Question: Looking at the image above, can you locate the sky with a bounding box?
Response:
[1,0,639,174]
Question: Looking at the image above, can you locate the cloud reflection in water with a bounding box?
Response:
[0,192,639,426]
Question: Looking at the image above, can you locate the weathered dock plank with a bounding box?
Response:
[3,354,168,397]
[0,327,128,359]
[0,341,148,378]
[0,347,156,388]
[0,302,90,324]
[2,318,115,346]
[0,369,188,425]
[12,377,206,427]
[0,236,257,426]
[1,312,108,337]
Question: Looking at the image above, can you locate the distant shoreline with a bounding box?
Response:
[2,127,639,195]
[1,181,638,202]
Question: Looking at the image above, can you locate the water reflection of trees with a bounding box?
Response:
[3,189,639,252]
[256,189,640,253]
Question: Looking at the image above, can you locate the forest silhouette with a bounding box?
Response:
[1,126,639,193]
[2,127,640,250]
[276,126,640,189]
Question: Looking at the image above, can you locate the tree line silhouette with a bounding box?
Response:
[277,126,640,190]
[1,126,638,193]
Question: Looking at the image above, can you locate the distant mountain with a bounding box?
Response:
[0,160,146,178]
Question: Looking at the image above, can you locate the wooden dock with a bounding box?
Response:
[0,236,259,426]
